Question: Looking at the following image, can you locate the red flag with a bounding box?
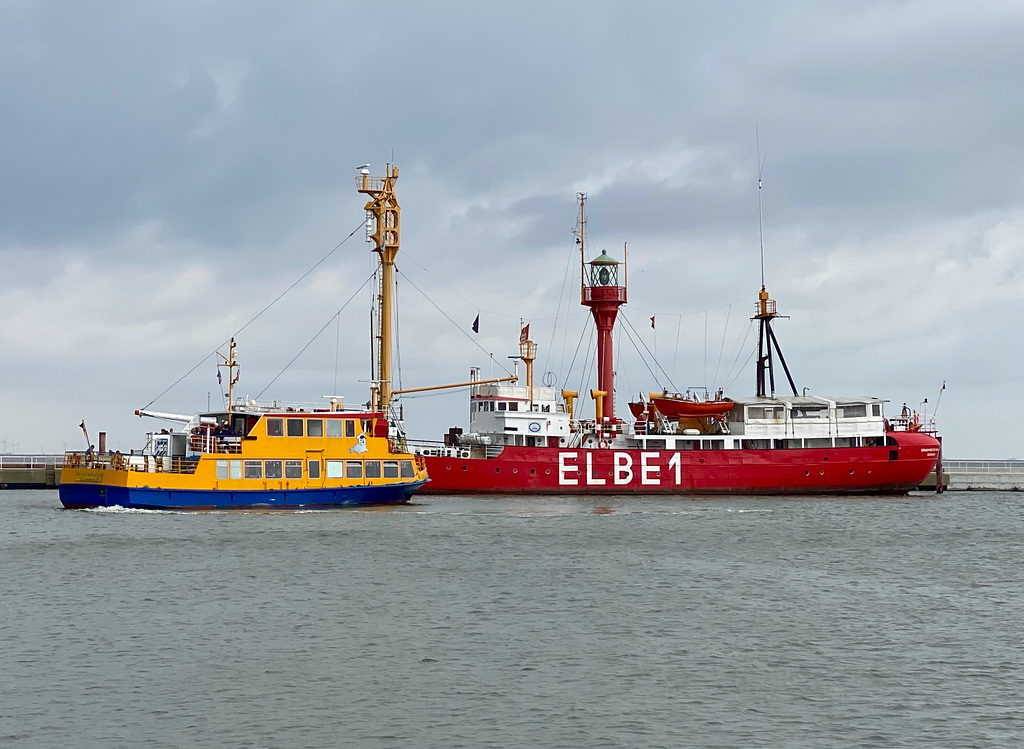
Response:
[472,314,479,334]
[519,324,530,344]
[650,316,655,329]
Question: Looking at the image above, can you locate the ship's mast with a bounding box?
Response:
[216,338,239,413]
[751,153,797,399]
[357,164,401,413]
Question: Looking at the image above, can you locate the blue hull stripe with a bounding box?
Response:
[59,481,427,510]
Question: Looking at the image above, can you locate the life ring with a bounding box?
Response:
[598,439,609,449]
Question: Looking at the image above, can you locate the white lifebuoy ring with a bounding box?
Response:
[598,439,609,449]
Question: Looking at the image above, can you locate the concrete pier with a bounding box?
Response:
[0,456,63,488]
[1,455,1020,491]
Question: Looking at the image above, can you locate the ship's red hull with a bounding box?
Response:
[420,431,939,495]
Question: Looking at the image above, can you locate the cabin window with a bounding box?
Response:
[864,436,883,447]
[508,402,518,412]
[747,406,783,420]
[266,418,284,437]
[791,407,826,419]
[703,439,725,450]
[542,404,551,413]
[679,440,700,451]
[840,405,866,419]
[285,460,302,479]
[287,419,304,437]
[872,404,881,417]
[365,461,382,478]
[230,460,242,479]
[497,402,507,411]
[307,419,323,437]
[346,420,356,438]
[361,419,373,433]
[265,460,283,479]
[400,460,415,478]
[741,439,770,449]
[308,460,321,479]
[244,460,263,479]
[326,460,344,478]
[834,437,855,448]
[346,461,363,479]
[383,460,399,478]
[806,438,833,448]
[647,439,667,450]
[216,460,228,480]
[326,420,343,438]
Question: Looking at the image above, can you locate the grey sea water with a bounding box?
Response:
[0,490,1020,749]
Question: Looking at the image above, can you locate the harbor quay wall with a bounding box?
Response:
[0,456,1020,491]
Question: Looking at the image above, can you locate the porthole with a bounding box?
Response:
[545,469,550,474]
[495,467,501,473]
[513,468,518,474]
[462,466,468,471]
[445,465,451,471]
[849,469,854,474]
[530,468,536,475]
[804,470,810,476]
[819,469,825,475]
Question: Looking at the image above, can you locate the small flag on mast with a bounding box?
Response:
[472,314,480,334]
[520,323,530,344]
[217,369,222,385]
[650,316,656,329]
[79,420,90,447]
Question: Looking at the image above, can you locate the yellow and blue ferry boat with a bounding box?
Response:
[60,164,429,510]
[59,342,428,510]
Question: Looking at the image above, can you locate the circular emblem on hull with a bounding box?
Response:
[528,421,542,433]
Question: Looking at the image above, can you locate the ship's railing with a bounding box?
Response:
[356,175,385,192]
[188,434,243,455]
[64,451,199,475]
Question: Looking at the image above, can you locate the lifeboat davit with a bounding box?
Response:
[650,395,733,419]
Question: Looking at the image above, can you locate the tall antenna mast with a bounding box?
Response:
[573,192,587,293]
[756,127,767,289]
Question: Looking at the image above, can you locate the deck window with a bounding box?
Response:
[216,460,229,479]
[400,460,415,478]
[326,460,344,478]
[646,439,667,450]
[748,407,783,420]
[230,460,242,479]
[285,460,302,479]
[307,419,323,437]
[361,419,373,433]
[834,437,855,448]
[383,460,399,478]
[365,460,382,478]
[703,439,725,450]
[791,407,826,419]
[741,439,771,449]
[265,460,283,479]
[266,418,283,437]
[346,420,356,438]
[679,440,700,451]
[508,402,518,412]
[244,460,263,479]
[345,461,362,479]
[806,438,832,448]
[308,460,321,479]
[840,405,866,418]
[326,420,343,438]
[287,419,304,437]
[497,402,507,411]
[872,404,881,417]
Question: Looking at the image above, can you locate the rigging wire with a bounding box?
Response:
[618,316,662,392]
[140,220,366,410]
[712,302,733,390]
[619,311,681,394]
[396,267,514,376]
[255,272,375,400]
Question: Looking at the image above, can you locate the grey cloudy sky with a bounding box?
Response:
[1,0,1021,458]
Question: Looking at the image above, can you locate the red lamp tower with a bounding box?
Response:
[576,193,627,423]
